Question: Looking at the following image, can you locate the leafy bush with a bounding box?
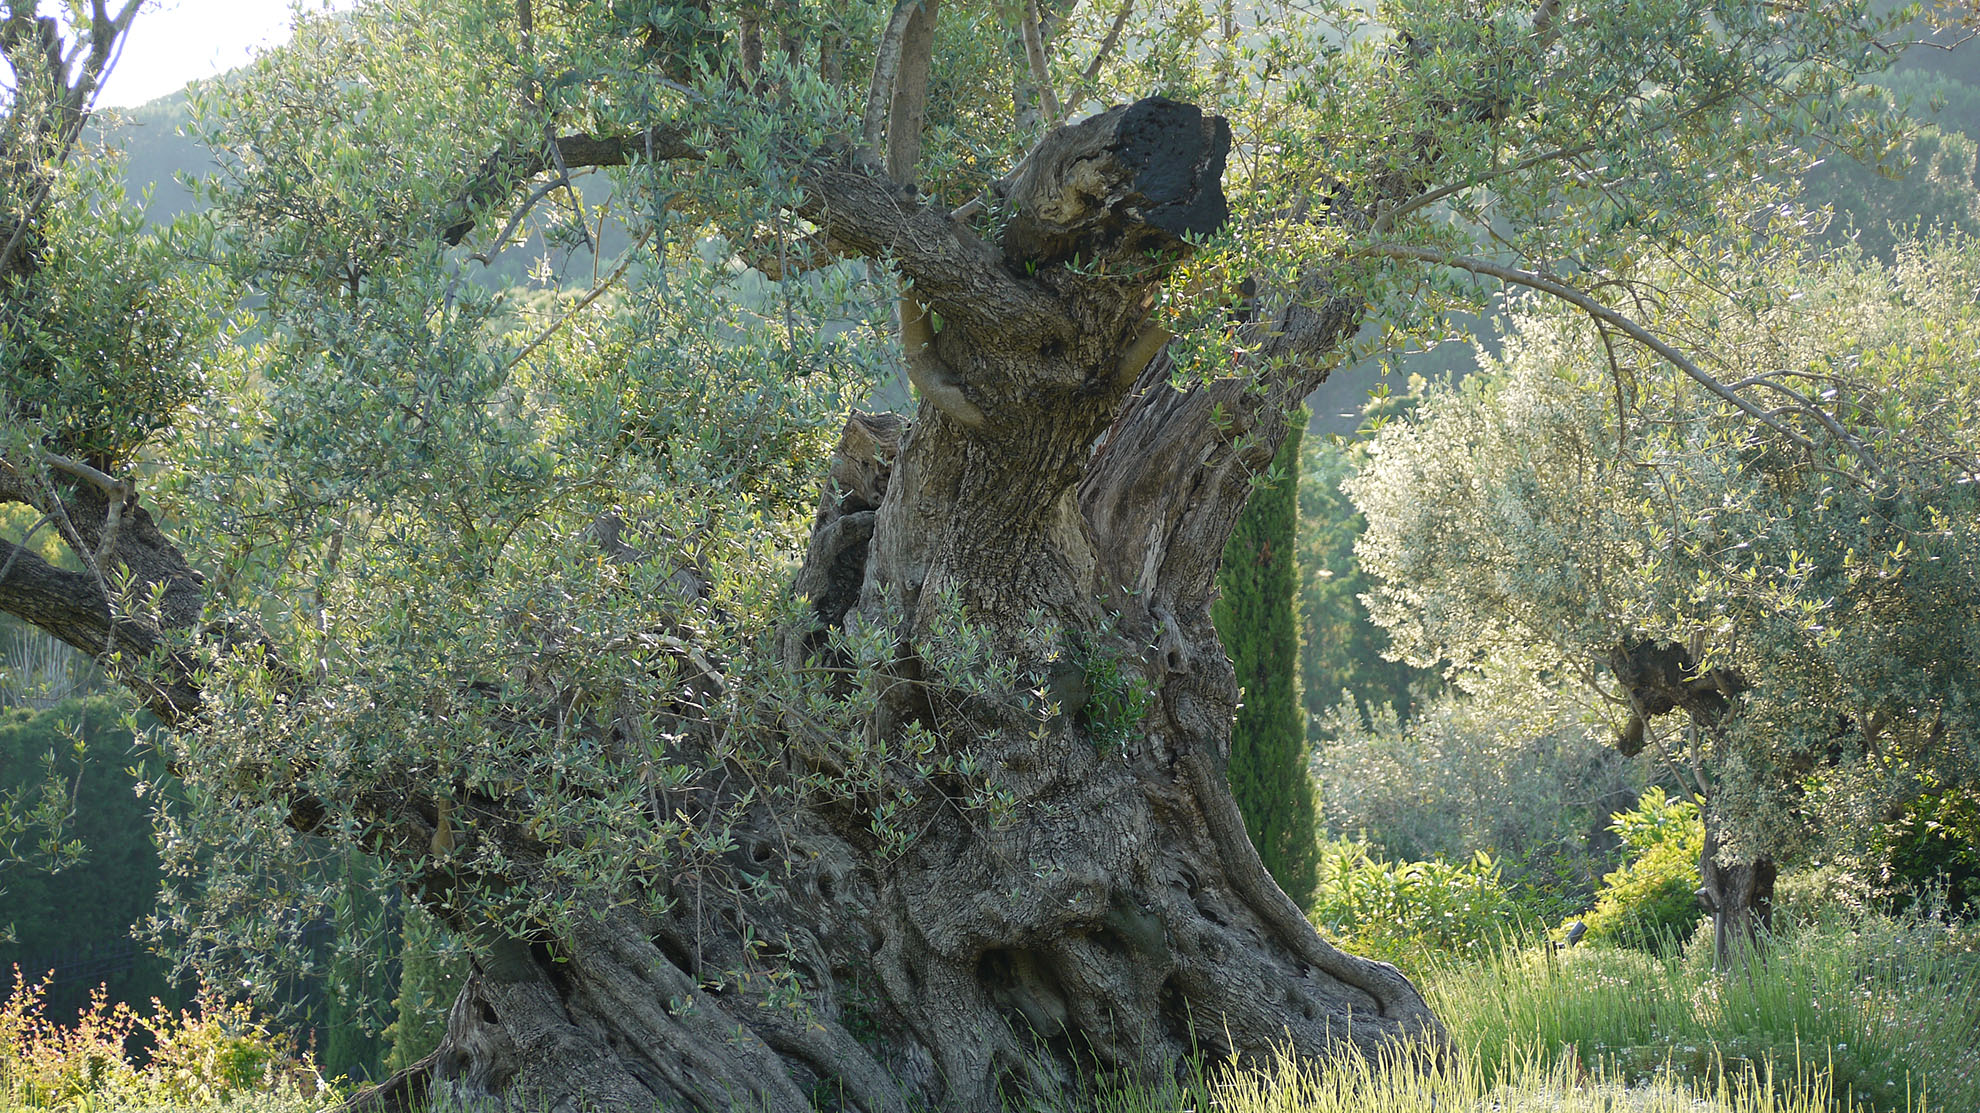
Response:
[1314,690,1640,904]
[0,971,330,1110]
[1308,838,1524,973]
[1570,787,1705,953]
[1884,783,1980,918]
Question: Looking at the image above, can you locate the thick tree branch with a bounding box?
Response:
[0,537,200,722]
[884,0,938,183]
[798,166,1060,329]
[879,0,952,421]
[440,125,698,247]
[38,451,128,498]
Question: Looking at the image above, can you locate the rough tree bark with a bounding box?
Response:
[4,91,1440,1113]
[1698,830,1775,970]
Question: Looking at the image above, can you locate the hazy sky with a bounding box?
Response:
[97,0,358,108]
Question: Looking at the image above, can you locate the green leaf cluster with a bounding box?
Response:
[1308,837,1519,974]
[0,157,225,468]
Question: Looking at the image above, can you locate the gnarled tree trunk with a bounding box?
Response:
[0,80,1440,1110]
[339,97,1438,1113]
[1610,639,1773,968]
[1698,829,1776,970]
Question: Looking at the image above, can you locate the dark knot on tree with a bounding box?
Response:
[998,96,1231,272]
[1609,638,1747,756]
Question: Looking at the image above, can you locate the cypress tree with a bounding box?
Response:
[322,852,396,1083]
[1213,410,1318,909]
[383,904,467,1072]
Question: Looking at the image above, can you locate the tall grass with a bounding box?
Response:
[1091,1043,1870,1113]
[1427,914,1980,1113]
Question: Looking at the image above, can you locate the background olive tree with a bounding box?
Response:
[1351,235,1980,965]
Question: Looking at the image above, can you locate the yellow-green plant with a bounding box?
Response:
[0,972,328,1110]
[1309,838,1521,973]
[1574,788,1707,952]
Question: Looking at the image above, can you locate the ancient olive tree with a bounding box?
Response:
[0,0,1934,1107]
[1351,238,1980,967]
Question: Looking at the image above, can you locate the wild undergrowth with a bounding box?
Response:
[4,913,1972,1112]
[1427,913,1980,1113]
[0,970,332,1113]
[1100,1046,1868,1113]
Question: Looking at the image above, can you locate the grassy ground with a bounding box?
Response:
[1426,914,1980,1113]
[5,914,1973,1112]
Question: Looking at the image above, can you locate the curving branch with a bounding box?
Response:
[1362,242,1826,455]
[1062,0,1133,113]
[797,165,1058,328]
[1019,0,1062,128]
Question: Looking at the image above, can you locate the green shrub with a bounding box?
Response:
[1573,788,1704,952]
[1313,690,1640,901]
[1884,783,1980,918]
[0,972,331,1111]
[1308,838,1523,973]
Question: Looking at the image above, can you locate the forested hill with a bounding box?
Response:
[102,93,201,224]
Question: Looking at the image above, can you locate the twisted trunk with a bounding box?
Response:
[348,98,1435,1113]
[1610,639,1773,968]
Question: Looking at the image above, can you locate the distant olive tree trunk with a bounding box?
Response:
[1611,640,1772,968]
[1698,827,1776,969]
